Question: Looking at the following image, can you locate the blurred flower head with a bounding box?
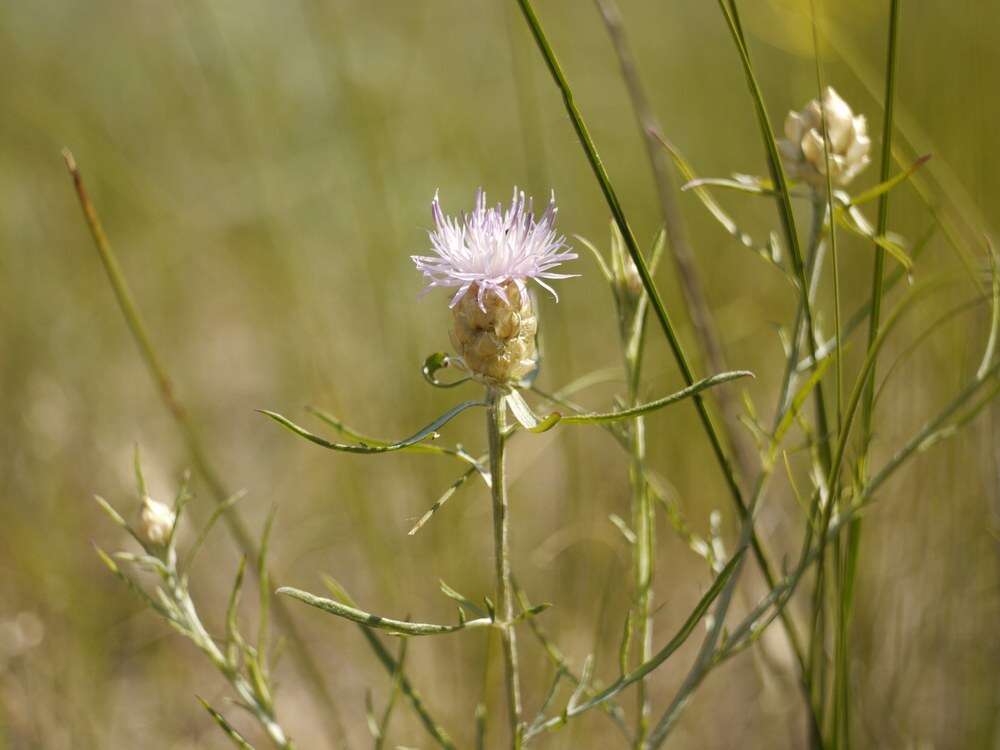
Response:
[412,188,577,310]
[140,495,175,546]
[778,86,871,187]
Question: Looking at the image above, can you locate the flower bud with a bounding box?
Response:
[140,495,175,546]
[619,254,644,300]
[450,282,537,385]
[610,228,644,308]
[778,86,871,187]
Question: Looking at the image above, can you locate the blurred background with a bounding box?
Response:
[1,0,998,747]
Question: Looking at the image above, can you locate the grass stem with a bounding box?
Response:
[843,3,903,744]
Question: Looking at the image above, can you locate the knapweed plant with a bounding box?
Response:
[84,1,999,748]
[262,187,749,748]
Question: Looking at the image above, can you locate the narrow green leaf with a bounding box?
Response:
[408,465,481,536]
[257,505,277,677]
[609,514,637,545]
[835,204,913,269]
[226,557,248,663]
[259,400,487,455]
[653,132,780,265]
[848,154,931,206]
[94,494,127,529]
[197,697,256,750]
[577,550,741,711]
[977,238,1000,378]
[439,580,488,618]
[114,551,168,575]
[682,175,776,196]
[133,444,147,498]
[167,469,192,548]
[278,586,492,636]
[772,356,834,457]
[512,603,552,624]
[246,655,273,715]
[307,406,483,469]
[568,655,595,710]
[618,609,634,677]
[94,544,173,619]
[321,574,354,605]
[529,370,753,433]
[305,406,388,445]
[94,544,120,575]
[573,233,613,282]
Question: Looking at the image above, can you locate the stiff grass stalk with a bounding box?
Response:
[807,4,848,744]
[843,3,902,746]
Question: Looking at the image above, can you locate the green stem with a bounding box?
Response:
[714,5,835,742]
[811,12,848,729]
[846,3,902,745]
[488,388,523,748]
[621,334,653,747]
[806,196,833,740]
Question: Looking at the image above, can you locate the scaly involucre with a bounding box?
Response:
[412,188,577,310]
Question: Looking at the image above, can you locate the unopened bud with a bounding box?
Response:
[620,255,643,299]
[140,495,175,546]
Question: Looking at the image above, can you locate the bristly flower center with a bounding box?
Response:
[412,187,577,310]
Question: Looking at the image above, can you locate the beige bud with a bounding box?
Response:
[140,495,175,546]
[608,221,643,307]
[620,255,644,300]
[450,282,538,385]
[778,86,871,188]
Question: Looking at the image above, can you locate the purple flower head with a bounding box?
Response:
[412,188,577,310]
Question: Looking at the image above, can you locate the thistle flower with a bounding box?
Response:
[412,188,577,385]
[140,495,175,546]
[778,86,871,188]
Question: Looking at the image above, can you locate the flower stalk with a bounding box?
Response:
[626,359,654,748]
[486,387,523,748]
